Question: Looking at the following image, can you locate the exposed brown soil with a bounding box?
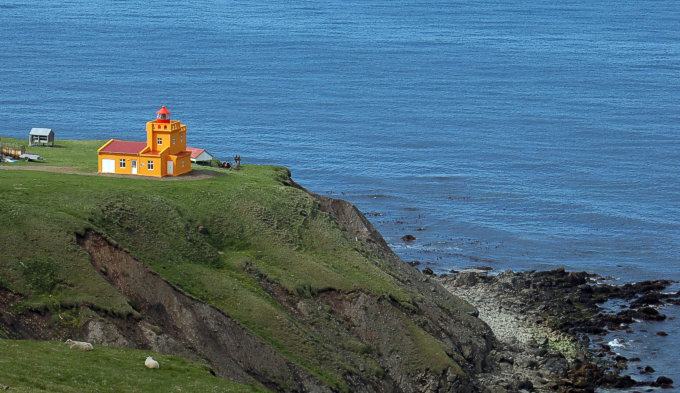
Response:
[77,230,328,392]
[0,288,53,340]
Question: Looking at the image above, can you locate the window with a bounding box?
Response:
[164,125,167,129]
[148,161,154,170]
[172,137,176,145]
[157,138,162,146]
[119,159,126,168]
[181,160,185,167]
[180,134,183,142]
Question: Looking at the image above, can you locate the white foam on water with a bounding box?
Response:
[608,338,626,348]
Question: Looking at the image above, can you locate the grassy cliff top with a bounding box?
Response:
[1,138,104,171]
[0,139,487,392]
[0,138,417,317]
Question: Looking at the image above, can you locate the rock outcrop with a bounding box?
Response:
[440,269,679,392]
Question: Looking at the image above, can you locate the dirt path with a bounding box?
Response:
[0,165,218,181]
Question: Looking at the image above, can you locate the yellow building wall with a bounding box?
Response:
[139,157,162,177]
[167,154,192,176]
[146,120,187,155]
[167,129,187,155]
[98,153,140,175]
[177,155,191,175]
[98,153,190,178]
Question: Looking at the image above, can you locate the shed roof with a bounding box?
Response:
[186,146,205,159]
[30,128,53,136]
[186,146,215,161]
[100,140,147,154]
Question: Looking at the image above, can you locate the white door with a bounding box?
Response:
[101,159,115,173]
[167,161,174,175]
[131,160,137,175]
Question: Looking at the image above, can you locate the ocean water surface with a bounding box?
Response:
[1,0,678,384]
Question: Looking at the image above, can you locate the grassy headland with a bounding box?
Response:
[0,139,491,392]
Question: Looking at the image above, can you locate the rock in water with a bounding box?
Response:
[401,234,416,242]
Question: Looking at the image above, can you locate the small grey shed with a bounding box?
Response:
[29,128,55,146]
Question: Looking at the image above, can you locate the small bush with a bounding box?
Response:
[295,283,317,298]
[21,257,61,294]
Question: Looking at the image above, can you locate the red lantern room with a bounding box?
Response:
[156,105,171,123]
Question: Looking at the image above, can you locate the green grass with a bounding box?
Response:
[0,339,267,393]
[1,138,104,171]
[0,140,463,389]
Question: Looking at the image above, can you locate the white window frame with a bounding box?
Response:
[148,160,154,170]
[157,137,162,146]
[119,159,126,168]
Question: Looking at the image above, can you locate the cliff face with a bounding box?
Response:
[0,165,495,392]
[77,230,327,392]
[309,187,495,376]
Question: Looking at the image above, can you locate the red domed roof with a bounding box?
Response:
[156,106,171,115]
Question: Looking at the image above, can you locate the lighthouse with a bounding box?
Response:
[143,106,191,176]
[156,105,171,123]
[97,106,193,177]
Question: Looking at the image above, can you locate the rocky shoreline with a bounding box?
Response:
[435,268,679,392]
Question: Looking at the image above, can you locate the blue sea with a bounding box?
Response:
[1,0,678,385]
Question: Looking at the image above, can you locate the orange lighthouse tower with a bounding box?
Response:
[97,106,192,177]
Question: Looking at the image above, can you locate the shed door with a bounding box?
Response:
[101,159,115,173]
[167,161,174,175]
[131,160,137,175]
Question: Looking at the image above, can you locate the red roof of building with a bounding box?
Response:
[156,106,171,115]
[100,140,147,154]
[185,146,205,159]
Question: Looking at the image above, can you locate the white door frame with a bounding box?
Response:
[167,160,174,175]
[131,160,137,175]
